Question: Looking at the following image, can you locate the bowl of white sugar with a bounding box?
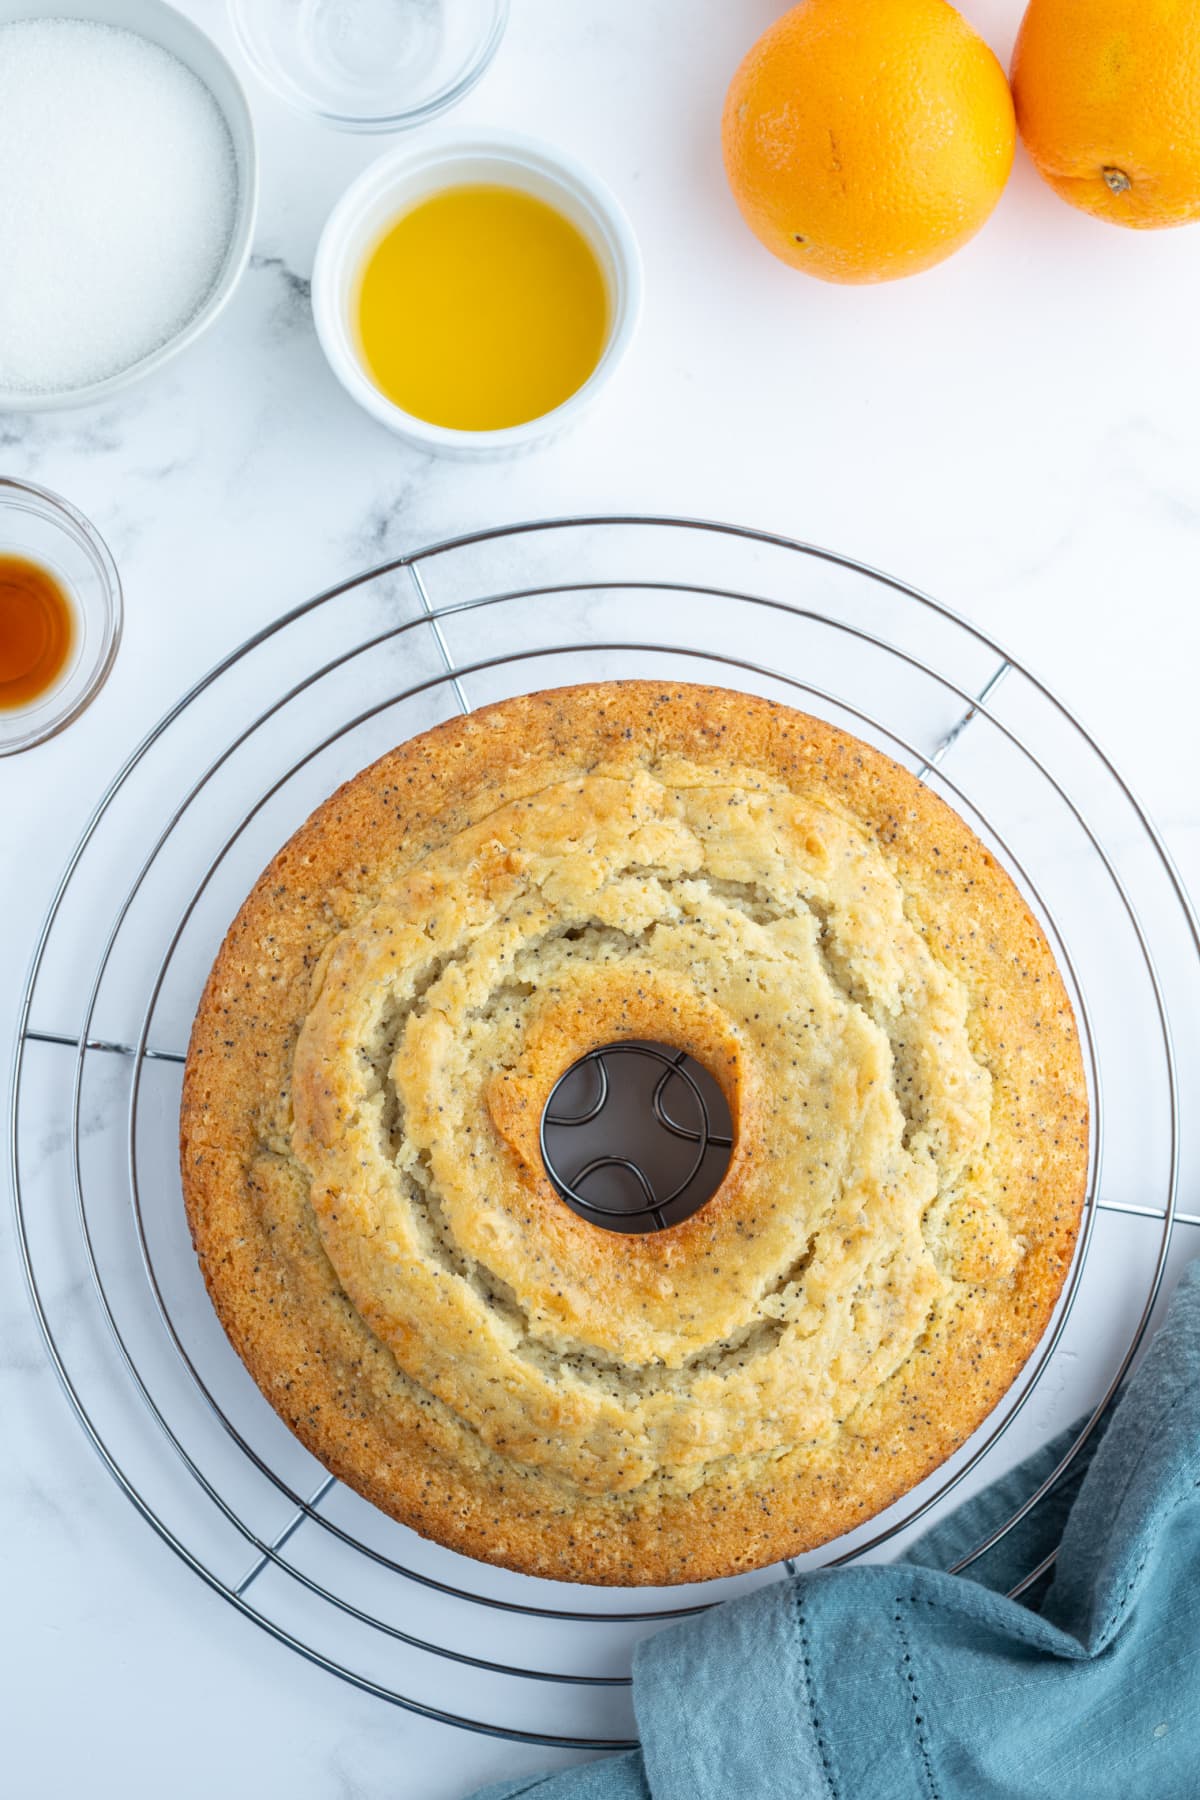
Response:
[0,0,258,410]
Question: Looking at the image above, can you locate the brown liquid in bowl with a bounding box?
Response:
[0,555,76,710]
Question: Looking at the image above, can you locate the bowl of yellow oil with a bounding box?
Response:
[313,131,642,455]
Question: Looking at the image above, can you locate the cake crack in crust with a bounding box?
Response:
[181,683,1087,1584]
[364,891,937,1397]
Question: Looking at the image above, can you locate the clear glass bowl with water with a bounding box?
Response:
[228,0,509,132]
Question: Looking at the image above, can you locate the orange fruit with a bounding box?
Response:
[721,0,1016,284]
[1012,0,1200,228]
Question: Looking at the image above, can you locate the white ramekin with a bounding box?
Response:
[312,130,643,457]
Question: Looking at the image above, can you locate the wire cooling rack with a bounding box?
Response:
[12,516,1200,1748]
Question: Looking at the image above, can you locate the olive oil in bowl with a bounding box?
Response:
[354,183,610,432]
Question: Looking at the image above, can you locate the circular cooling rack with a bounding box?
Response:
[12,516,1200,1749]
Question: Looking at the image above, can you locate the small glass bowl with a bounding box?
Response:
[0,479,123,756]
[228,0,509,133]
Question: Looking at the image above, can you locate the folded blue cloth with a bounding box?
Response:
[473,1260,1200,1799]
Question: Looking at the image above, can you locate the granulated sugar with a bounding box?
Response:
[0,19,238,394]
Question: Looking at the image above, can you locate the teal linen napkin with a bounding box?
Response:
[472,1260,1200,1799]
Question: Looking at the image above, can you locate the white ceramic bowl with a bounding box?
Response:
[0,0,258,413]
[312,131,643,457]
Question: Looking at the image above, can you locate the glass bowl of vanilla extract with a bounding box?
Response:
[0,479,122,755]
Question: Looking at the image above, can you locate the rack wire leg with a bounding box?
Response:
[408,560,471,716]
[916,661,1012,780]
[235,1474,337,1597]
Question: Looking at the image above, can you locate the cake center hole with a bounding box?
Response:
[540,1041,734,1234]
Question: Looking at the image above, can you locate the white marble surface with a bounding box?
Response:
[5,1,1200,1794]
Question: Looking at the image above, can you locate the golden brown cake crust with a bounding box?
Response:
[180,682,1088,1586]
